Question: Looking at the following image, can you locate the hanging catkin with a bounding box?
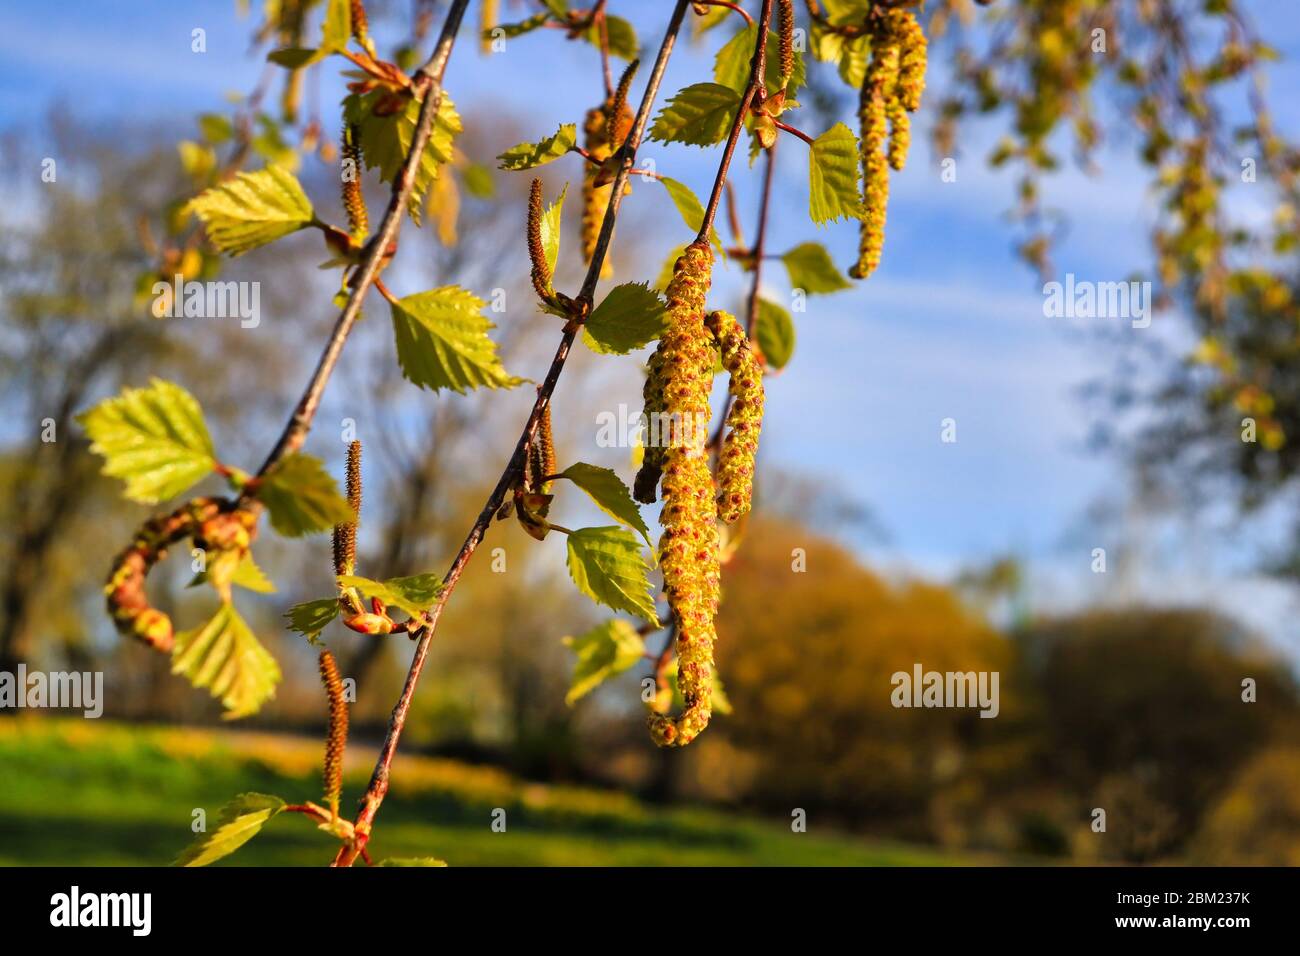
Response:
[645,243,721,748]
[332,440,362,576]
[707,310,764,524]
[341,125,368,243]
[318,648,348,818]
[581,60,637,277]
[850,9,927,279]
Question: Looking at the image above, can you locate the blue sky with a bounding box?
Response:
[4,0,1300,657]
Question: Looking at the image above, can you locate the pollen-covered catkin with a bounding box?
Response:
[645,242,721,748]
[333,440,362,576]
[104,497,224,653]
[707,311,764,524]
[341,125,368,243]
[850,10,926,279]
[850,25,899,280]
[778,0,795,86]
[318,649,348,818]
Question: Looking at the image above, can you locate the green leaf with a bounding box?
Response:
[584,14,638,60]
[562,619,646,706]
[185,165,314,255]
[461,162,495,199]
[540,0,569,16]
[256,452,356,537]
[497,123,577,170]
[320,0,352,52]
[781,242,851,293]
[230,553,276,593]
[390,286,523,393]
[178,141,217,180]
[714,24,806,97]
[198,113,234,143]
[337,573,442,617]
[343,88,461,223]
[175,793,285,866]
[656,177,722,252]
[78,378,217,504]
[172,603,282,719]
[649,83,741,147]
[809,122,864,225]
[557,463,652,545]
[541,184,567,275]
[755,297,795,369]
[189,552,276,595]
[565,526,659,624]
[582,282,667,355]
[267,47,321,68]
[286,598,341,639]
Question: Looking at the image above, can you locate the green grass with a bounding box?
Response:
[0,718,972,866]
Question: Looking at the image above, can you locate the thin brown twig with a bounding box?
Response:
[695,0,755,27]
[695,0,775,245]
[248,0,473,487]
[330,0,696,867]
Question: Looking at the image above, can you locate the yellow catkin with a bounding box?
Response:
[527,178,552,301]
[646,243,721,748]
[479,0,498,54]
[851,10,926,279]
[707,311,764,523]
[341,125,368,242]
[333,440,361,576]
[318,649,349,818]
[850,24,899,280]
[105,497,227,653]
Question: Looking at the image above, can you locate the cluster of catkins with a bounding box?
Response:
[634,242,764,747]
[105,497,256,653]
[852,7,927,280]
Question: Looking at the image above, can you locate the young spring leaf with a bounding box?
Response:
[390,286,523,393]
[256,452,356,537]
[286,598,341,639]
[189,553,276,595]
[809,123,865,225]
[556,463,652,545]
[185,165,314,255]
[714,24,807,97]
[540,184,567,275]
[781,241,852,293]
[649,83,741,147]
[344,88,461,223]
[171,603,282,720]
[78,378,217,504]
[565,526,659,624]
[755,297,795,369]
[337,572,442,617]
[656,177,723,252]
[562,618,646,705]
[175,793,286,867]
[497,123,578,171]
[582,282,667,355]
[584,14,638,60]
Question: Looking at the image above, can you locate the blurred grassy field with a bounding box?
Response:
[0,718,976,866]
